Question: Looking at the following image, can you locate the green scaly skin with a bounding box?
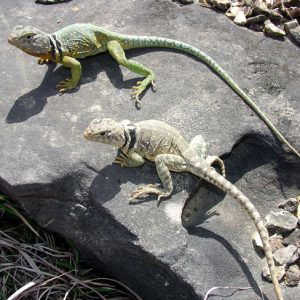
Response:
[8,23,300,157]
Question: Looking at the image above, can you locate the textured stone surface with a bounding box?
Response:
[278,197,298,214]
[252,231,285,253]
[283,229,300,248]
[1,0,300,299]
[273,245,299,266]
[252,231,264,251]
[269,234,285,252]
[284,19,300,46]
[285,264,300,286]
[262,264,285,283]
[265,209,298,233]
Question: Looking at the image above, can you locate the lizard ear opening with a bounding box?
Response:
[106,131,113,138]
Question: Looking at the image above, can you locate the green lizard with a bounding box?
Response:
[84,117,284,300]
[8,23,299,157]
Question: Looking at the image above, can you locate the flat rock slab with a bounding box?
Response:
[265,209,299,233]
[1,0,300,299]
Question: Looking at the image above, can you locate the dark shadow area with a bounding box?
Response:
[182,133,300,227]
[188,227,270,300]
[35,0,72,5]
[87,156,193,206]
[0,170,200,300]
[6,50,154,123]
[182,134,299,299]
[286,34,300,48]
[0,170,138,242]
[6,63,57,124]
[6,44,267,124]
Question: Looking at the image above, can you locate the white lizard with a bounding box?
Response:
[84,118,283,300]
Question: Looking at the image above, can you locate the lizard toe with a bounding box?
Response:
[57,79,77,91]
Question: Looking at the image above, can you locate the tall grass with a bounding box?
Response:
[0,195,142,300]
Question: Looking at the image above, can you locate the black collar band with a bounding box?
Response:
[50,34,63,62]
[123,126,137,150]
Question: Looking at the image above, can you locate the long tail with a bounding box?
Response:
[123,35,299,158]
[192,165,283,300]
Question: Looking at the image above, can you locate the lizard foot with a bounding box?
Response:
[114,154,130,167]
[38,58,50,65]
[130,184,168,206]
[131,81,149,106]
[57,78,78,93]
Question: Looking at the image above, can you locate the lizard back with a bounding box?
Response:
[128,120,190,161]
[54,24,113,58]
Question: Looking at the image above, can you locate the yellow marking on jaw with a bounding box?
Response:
[23,50,51,60]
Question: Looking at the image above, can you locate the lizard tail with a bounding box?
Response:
[191,166,283,300]
[124,35,300,158]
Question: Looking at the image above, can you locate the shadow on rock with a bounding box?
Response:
[182,135,300,298]
[87,158,195,207]
[181,134,298,228]
[5,52,150,123]
[35,0,73,5]
[88,162,162,206]
[6,63,58,124]
[188,227,270,300]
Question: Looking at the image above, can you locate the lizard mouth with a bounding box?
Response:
[7,36,16,46]
[83,129,93,140]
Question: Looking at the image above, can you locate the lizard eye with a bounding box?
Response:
[26,34,32,39]
[100,132,106,136]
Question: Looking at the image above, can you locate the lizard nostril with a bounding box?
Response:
[84,129,91,137]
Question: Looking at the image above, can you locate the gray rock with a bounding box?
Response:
[252,231,264,251]
[278,198,298,214]
[269,234,285,252]
[262,264,285,283]
[273,245,299,266]
[265,210,298,233]
[252,232,284,253]
[285,264,300,286]
[263,20,286,38]
[283,229,300,248]
[1,0,300,299]
[284,19,300,46]
[246,15,267,26]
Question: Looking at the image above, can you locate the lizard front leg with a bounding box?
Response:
[114,151,145,168]
[130,154,188,206]
[38,58,51,65]
[107,40,155,106]
[56,56,82,93]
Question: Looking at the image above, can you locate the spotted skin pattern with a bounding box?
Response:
[84,118,283,300]
[7,23,299,157]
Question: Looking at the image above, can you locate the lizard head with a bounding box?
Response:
[84,118,126,148]
[8,25,51,58]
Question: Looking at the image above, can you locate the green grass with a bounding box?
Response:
[0,195,142,300]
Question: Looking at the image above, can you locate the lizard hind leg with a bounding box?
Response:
[205,155,225,177]
[189,135,208,160]
[107,40,155,106]
[189,135,225,177]
[130,154,188,206]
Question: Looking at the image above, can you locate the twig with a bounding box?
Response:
[204,286,257,300]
